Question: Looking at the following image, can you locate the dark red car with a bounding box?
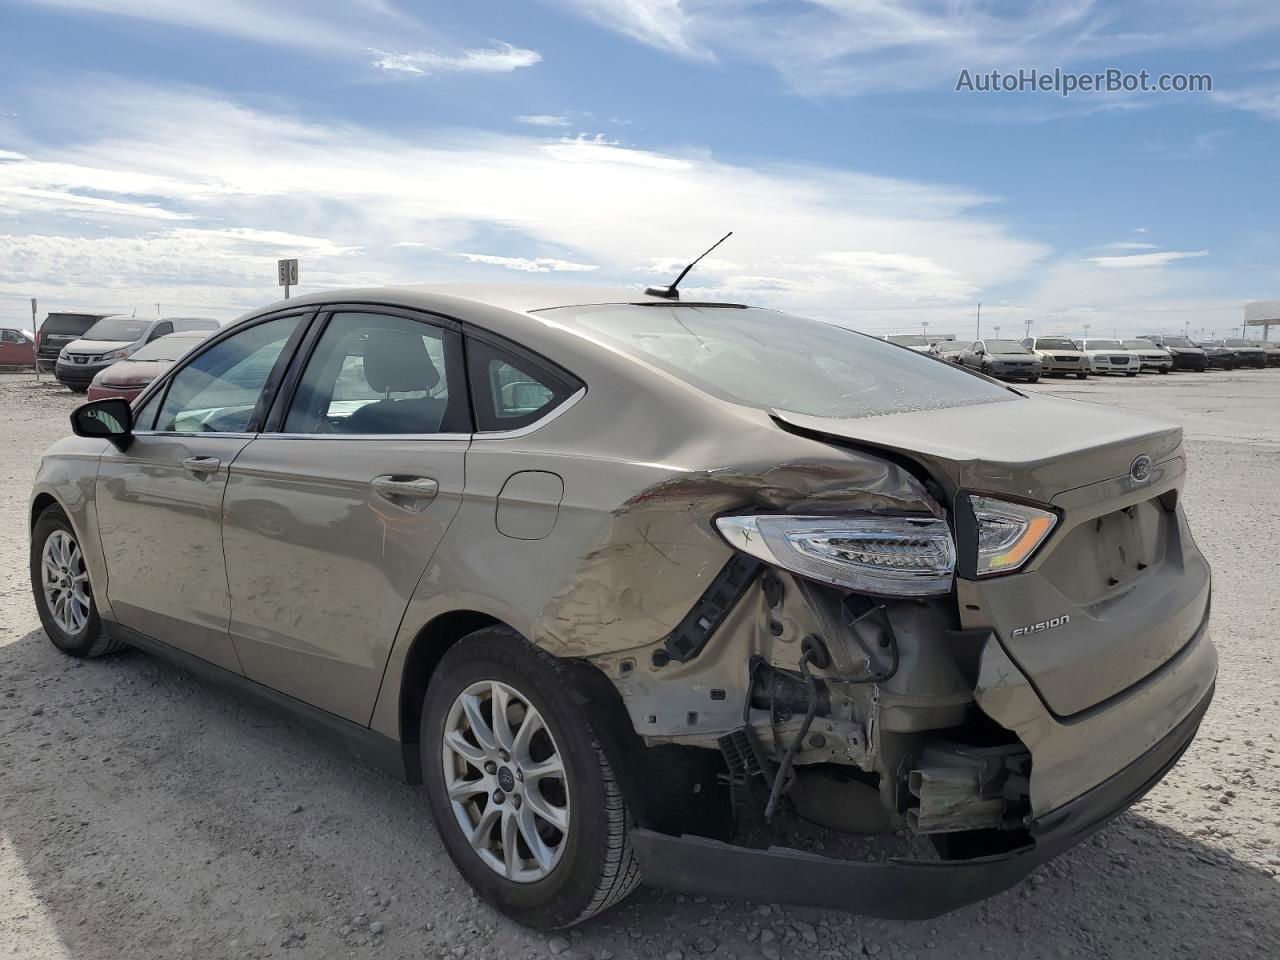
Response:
[86,329,212,401]
[1,326,36,366]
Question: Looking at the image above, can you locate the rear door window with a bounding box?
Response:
[281,312,467,435]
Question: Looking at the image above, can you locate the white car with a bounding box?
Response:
[885,334,933,354]
[1076,338,1139,377]
[1122,339,1173,374]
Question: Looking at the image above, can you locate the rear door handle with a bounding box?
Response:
[371,475,439,508]
[182,456,221,477]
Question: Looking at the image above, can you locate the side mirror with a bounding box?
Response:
[71,398,133,447]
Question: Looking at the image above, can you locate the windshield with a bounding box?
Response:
[1123,340,1157,350]
[83,317,150,342]
[1034,338,1076,351]
[935,342,965,353]
[128,333,210,361]
[985,340,1028,353]
[1086,339,1123,350]
[887,335,928,346]
[541,304,1014,420]
[1162,336,1194,347]
[1226,339,1255,347]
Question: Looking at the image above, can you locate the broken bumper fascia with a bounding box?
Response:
[631,681,1212,920]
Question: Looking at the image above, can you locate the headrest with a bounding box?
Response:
[362,328,440,394]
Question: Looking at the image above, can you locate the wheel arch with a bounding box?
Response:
[30,491,60,529]
[395,609,503,781]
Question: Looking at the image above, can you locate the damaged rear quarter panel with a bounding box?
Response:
[369,337,940,740]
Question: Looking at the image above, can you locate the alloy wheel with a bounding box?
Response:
[441,680,571,883]
[41,529,90,634]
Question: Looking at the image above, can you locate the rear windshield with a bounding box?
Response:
[1034,338,1076,350]
[39,314,109,336]
[1085,339,1123,350]
[84,317,151,342]
[129,333,210,361]
[541,304,1014,420]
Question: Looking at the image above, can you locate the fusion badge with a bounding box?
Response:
[1010,615,1071,638]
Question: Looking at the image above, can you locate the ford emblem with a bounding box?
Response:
[1130,455,1153,483]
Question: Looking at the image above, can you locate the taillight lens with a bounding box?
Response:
[971,496,1057,576]
[715,515,955,596]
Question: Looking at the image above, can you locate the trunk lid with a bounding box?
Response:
[773,395,1209,716]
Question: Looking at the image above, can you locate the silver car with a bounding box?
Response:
[29,286,1216,929]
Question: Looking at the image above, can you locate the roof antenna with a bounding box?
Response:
[645,231,733,300]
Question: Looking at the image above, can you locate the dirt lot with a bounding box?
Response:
[2,369,1278,960]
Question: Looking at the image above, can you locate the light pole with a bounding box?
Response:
[1024,317,1032,339]
[921,319,929,344]
[994,324,1001,339]
[1083,322,1091,342]
[975,302,982,339]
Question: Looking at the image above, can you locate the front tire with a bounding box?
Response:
[421,627,639,929]
[29,507,123,657]
[1076,372,1088,379]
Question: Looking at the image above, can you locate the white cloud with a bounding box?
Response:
[1084,250,1209,269]
[551,1,1280,95]
[1103,241,1159,250]
[456,253,598,273]
[371,43,542,76]
[1212,84,1280,121]
[557,0,709,59]
[0,81,1047,321]
[8,0,392,52]
[516,115,573,127]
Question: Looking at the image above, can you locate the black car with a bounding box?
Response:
[1193,341,1239,370]
[35,312,116,374]
[1137,334,1208,371]
[1212,338,1269,369]
[1253,340,1280,367]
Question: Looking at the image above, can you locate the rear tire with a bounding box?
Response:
[29,507,123,658]
[1076,372,1088,379]
[1126,372,1138,377]
[421,627,639,929]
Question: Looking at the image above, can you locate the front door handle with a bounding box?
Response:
[182,456,221,477]
[371,475,439,508]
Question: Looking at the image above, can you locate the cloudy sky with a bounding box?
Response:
[2,0,1279,337]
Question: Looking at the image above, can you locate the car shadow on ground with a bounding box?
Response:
[1,627,1276,960]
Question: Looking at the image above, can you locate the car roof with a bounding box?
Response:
[273,284,685,317]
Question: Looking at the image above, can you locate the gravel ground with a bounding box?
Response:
[1,369,1278,960]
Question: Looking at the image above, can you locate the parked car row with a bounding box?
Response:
[922,333,1279,382]
[16,311,221,391]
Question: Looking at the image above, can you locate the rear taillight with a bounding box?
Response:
[715,514,956,596]
[970,496,1057,576]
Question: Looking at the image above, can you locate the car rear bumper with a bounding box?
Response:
[1170,355,1208,370]
[631,680,1212,920]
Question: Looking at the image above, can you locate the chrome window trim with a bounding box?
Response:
[471,387,585,440]
[254,432,473,442]
[129,431,258,440]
